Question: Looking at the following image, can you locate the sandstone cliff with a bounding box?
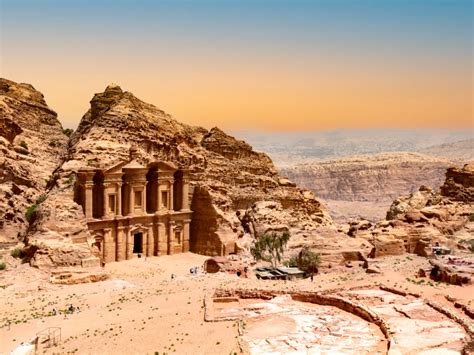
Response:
[280,152,453,202]
[0,78,68,240]
[39,84,332,262]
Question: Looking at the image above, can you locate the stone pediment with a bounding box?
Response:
[148,160,178,172]
[121,159,146,170]
[105,160,129,173]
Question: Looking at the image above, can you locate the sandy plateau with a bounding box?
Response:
[1,253,473,354]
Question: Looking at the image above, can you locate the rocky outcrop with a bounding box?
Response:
[440,164,474,202]
[349,164,474,259]
[280,153,452,202]
[44,84,332,260]
[429,257,473,285]
[0,78,68,240]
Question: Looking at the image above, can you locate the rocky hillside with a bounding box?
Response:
[0,78,68,240]
[418,139,474,161]
[30,83,331,266]
[348,163,474,260]
[280,152,453,202]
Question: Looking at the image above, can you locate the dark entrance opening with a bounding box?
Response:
[133,233,143,254]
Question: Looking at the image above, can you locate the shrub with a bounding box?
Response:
[19,141,28,150]
[63,128,74,137]
[10,248,21,258]
[0,262,6,270]
[25,204,38,222]
[284,255,299,267]
[297,246,320,276]
[35,194,47,204]
[66,175,75,185]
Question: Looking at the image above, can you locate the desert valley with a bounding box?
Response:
[0,78,473,354]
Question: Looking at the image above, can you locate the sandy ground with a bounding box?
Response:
[0,253,473,354]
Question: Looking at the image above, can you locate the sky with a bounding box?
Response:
[0,0,472,131]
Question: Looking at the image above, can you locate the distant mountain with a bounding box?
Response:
[233,129,473,167]
[418,139,473,161]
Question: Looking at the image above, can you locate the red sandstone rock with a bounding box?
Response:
[0,78,68,241]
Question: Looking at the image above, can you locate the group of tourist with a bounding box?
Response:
[51,304,81,317]
[169,266,203,280]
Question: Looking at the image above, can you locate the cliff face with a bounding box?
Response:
[280,153,452,202]
[52,84,331,257]
[0,78,68,239]
[440,164,474,202]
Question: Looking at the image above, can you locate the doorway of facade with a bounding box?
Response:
[133,232,143,254]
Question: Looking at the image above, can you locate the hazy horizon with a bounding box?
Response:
[1,0,472,131]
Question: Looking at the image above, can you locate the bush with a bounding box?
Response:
[19,141,28,150]
[66,175,75,185]
[284,255,299,267]
[25,204,38,222]
[10,248,21,258]
[35,194,47,204]
[0,262,6,271]
[63,128,74,137]
[296,246,321,275]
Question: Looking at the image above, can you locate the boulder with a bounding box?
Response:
[429,257,474,285]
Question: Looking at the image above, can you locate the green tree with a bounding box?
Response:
[297,246,321,277]
[250,232,290,268]
[63,128,74,137]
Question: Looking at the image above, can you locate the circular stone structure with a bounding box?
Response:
[230,295,387,354]
[207,287,471,354]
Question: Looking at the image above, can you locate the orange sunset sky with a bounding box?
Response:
[1,0,472,131]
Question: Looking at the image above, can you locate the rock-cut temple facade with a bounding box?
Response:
[74,147,192,264]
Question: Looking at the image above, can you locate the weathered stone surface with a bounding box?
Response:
[209,287,470,354]
[340,289,468,354]
[0,78,68,240]
[0,118,22,144]
[346,165,474,258]
[440,164,474,202]
[27,240,94,269]
[49,267,109,284]
[386,186,442,220]
[429,257,474,285]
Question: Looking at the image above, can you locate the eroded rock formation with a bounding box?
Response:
[349,164,474,259]
[440,164,474,202]
[0,78,68,240]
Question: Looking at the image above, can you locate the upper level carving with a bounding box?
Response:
[74,147,191,220]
